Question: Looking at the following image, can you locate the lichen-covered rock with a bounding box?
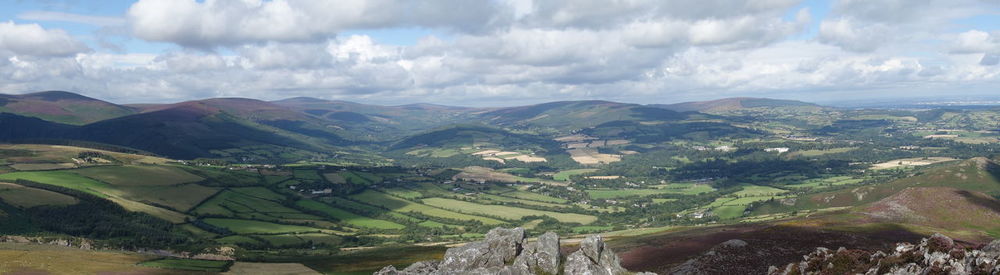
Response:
[512,232,560,274]
[768,233,1000,275]
[375,227,652,275]
[437,227,526,273]
[563,235,628,275]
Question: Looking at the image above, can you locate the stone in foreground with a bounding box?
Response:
[375,227,653,275]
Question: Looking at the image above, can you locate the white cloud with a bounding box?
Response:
[0,21,90,57]
[126,0,510,48]
[17,11,125,27]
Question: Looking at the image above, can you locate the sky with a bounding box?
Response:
[1,0,1000,106]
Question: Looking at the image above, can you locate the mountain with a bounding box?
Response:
[477,100,696,134]
[273,97,474,140]
[0,91,137,125]
[654,97,818,113]
[0,98,356,162]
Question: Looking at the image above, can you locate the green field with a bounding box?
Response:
[733,185,788,196]
[116,184,219,212]
[787,176,864,189]
[476,193,568,208]
[0,171,112,197]
[72,165,203,186]
[230,187,287,201]
[553,169,598,181]
[139,258,231,272]
[486,189,568,203]
[586,184,714,199]
[202,218,321,234]
[296,200,405,230]
[193,190,319,220]
[714,205,747,220]
[0,182,78,208]
[422,197,597,224]
[350,190,503,225]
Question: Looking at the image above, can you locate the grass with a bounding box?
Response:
[113,184,220,212]
[733,185,788,196]
[586,184,714,199]
[296,200,405,230]
[0,243,191,274]
[71,165,203,186]
[486,189,569,203]
[230,187,287,201]
[573,225,614,233]
[0,171,188,223]
[350,190,503,225]
[476,193,568,208]
[422,197,597,224]
[789,147,857,157]
[553,169,598,181]
[0,182,78,208]
[216,235,264,246]
[383,188,424,200]
[787,176,864,189]
[193,190,319,220]
[227,262,321,275]
[713,205,747,219]
[138,258,231,272]
[8,163,76,171]
[202,218,321,234]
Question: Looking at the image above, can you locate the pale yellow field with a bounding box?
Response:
[0,243,190,275]
[871,157,957,170]
[224,262,320,275]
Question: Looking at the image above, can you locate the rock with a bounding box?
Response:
[512,232,560,274]
[563,235,628,275]
[376,227,652,275]
[768,233,1000,275]
[437,227,526,273]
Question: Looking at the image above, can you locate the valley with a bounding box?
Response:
[3,93,1000,274]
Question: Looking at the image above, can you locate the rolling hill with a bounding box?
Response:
[0,91,137,125]
[476,100,704,135]
[0,98,359,162]
[273,97,473,141]
[654,97,819,113]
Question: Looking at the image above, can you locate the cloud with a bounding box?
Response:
[17,11,125,27]
[817,0,1000,52]
[0,21,90,57]
[126,0,510,48]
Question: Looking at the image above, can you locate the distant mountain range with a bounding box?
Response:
[0,91,821,161]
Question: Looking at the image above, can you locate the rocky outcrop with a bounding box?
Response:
[768,233,1000,275]
[375,227,653,275]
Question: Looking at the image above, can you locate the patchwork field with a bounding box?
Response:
[295,199,405,230]
[0,170,189,222]
[871,157,957,170]
[72,165,203,186]
[567,148,621,165]
[202,218,322,234]
[349,190,504,225]
[553,169,598,181]
[193,189,318,220]
[421,197,597,224]
[0,182,78,208]
[586,184,715,199]
[454,166,564,186]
